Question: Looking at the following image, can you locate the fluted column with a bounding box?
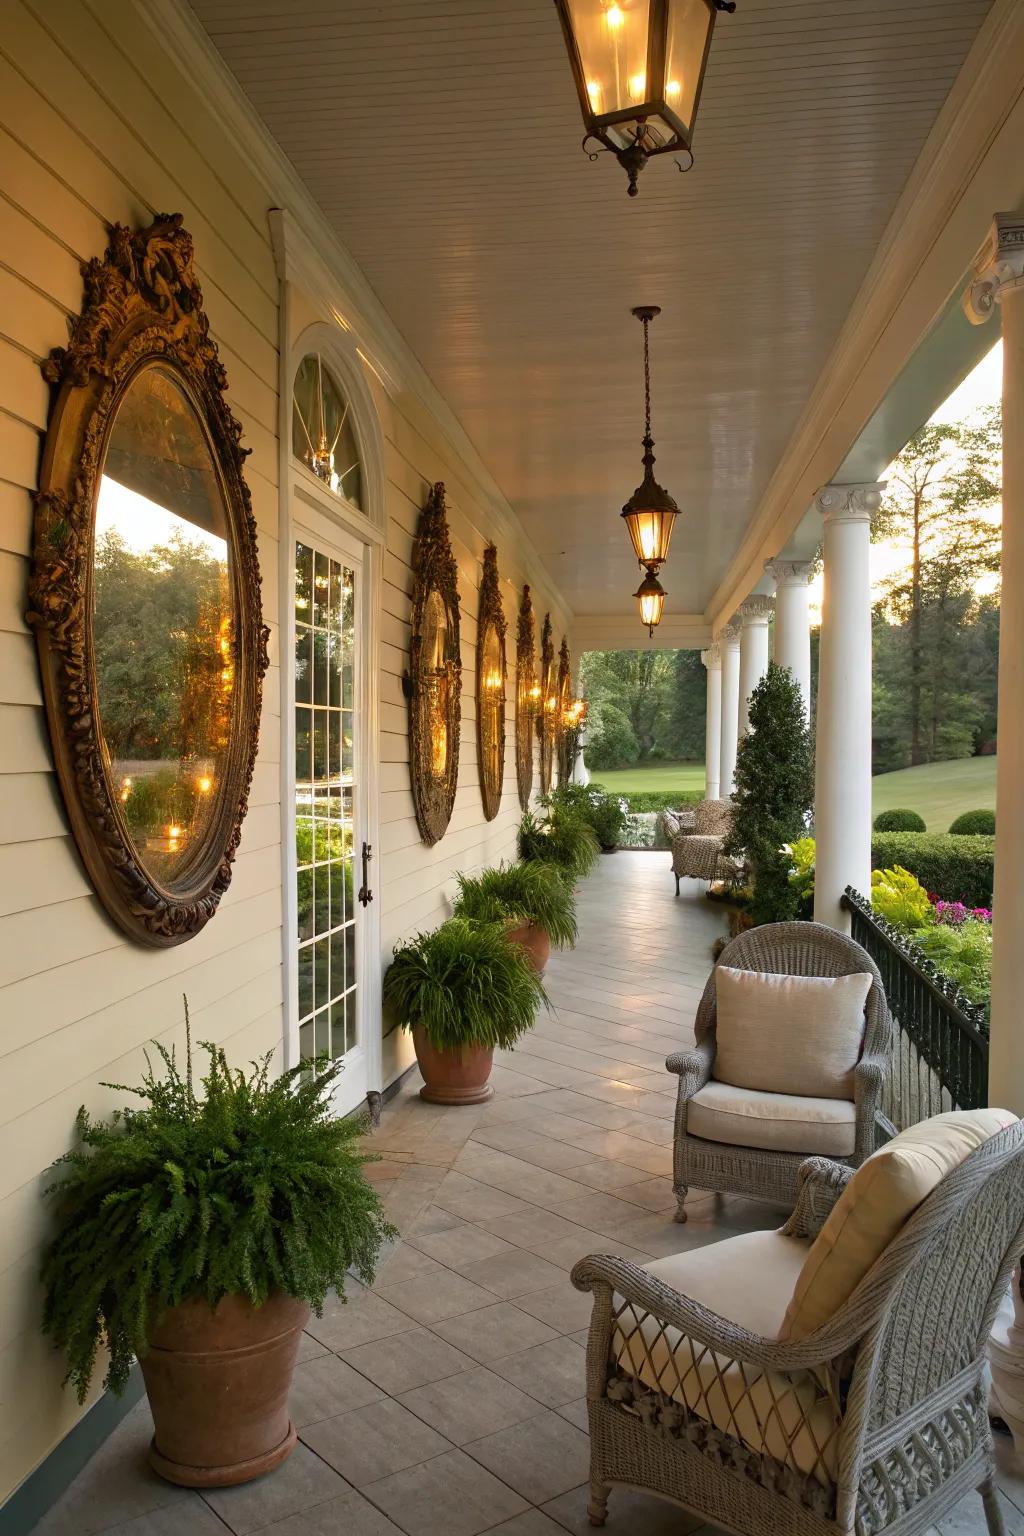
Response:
[718,623,741,798]
[737,596,773,737]
[964,212,1024,1113]
[813,484,883,929]
[766,559,814,721]
[701,644,722,800]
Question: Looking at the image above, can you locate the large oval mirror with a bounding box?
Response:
[515,586,536,811]
[29,216,268,945]
[407,483,461,845]
[476,545,506,822]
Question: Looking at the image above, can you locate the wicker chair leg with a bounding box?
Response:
[587,1479,609,1527]
[981,1478,1007,1535]
[674,1190,688,1223]
[674,872,680,895]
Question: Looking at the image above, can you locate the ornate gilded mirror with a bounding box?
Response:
[556,638,572,782]
[537,614,556,795]
[476,546,507,822]
[407,482,461,845]
[515,586,537,810]
[28,215,268,947]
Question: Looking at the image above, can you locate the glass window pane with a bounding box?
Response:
[313,936,330,1012]
[330,998,346,1060]
[330,927,346,998]
[314,551,330,627]
[329,859,345,927]
[313,1006,331,1060]
[346,987,358,1053]
[295,544,313,617]
[313,865,331,932]
[295,626,312,704]
[313,632,329,706]
[313,713,328,781]
[295,708,312,783]
[345,922,355,991]
[297,868,313,942]
[299,1019,314,1063]
[298,946,313,1021]
[291,356,364,510]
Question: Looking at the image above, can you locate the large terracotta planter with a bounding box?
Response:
[140,1291,309,1488]
[412,1025,494,1105]
[505,920,551,974]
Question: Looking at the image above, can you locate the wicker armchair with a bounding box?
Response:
[669,797,735,892]
[669,922,891,1221]
[573,1121,1024,1535]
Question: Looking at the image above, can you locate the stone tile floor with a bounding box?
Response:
[36,854,1024,1535]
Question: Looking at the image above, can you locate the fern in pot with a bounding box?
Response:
[383,916,546,1104]
[518,805,600,886]
[452,861,577,972]
[41,1015,395,1489]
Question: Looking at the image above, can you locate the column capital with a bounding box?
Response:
[962,212,1024,325]
[738,595,774,624]
[813,482,886,524]
[765,558,815,587]
[701,642,721,669]
[716,621,741,645]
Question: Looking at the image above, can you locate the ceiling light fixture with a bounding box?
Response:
[621,305,679,574]
[635,565,667,635]
[553,0,735,196]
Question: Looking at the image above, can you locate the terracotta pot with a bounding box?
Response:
[505,920,551,974]
[140,1291,309,1488]
[412,1025,494,1105]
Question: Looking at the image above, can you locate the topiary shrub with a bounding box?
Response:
[869,832,994,908]
[873,808,926,833]
[949,809,996,836]
[727,664,814,925]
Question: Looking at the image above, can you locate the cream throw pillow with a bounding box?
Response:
[713,967,872,1100]
[781,1107,1018,1340]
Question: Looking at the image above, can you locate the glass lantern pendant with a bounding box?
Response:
[553,0,735,196]
[635,565,667,635]
[621,305,679,570]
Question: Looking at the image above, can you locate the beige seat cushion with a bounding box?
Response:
[714,966,872,1100]
[782,1107,1018,1340]
[688,1080,857,1157]
[611,1231,839,1484]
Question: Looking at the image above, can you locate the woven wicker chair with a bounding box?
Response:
[670,798,735,893]
[573,1121,1024,1535]
[669,922,891,1221]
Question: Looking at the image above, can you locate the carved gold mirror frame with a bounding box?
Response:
[515,586,536,810]
[28,214,269,947]
[556,637,572,783]
[476,545,507,822]
[407,482,462,845]
[537,614,556,795]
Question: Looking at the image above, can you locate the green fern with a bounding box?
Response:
[383,916,546,1052]
[518,807,600,882]
[452,862,578,948]
[41,1006,396,1403]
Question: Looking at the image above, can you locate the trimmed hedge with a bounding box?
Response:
[949,809,996,836]
[619,789,704,813]
[873,808,926,833]
[869,832,995,908]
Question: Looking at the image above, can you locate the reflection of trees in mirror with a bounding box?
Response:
[94,523,232,877]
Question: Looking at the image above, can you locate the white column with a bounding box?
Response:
[964,212,1024,1113]
[701,644,722,800]
[737,596,773,737]
[718,623,741,798]
[813,484,883,930]
[766,559,814,721]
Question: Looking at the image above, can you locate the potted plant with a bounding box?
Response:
[518,806,600,885]
[452,861,577,972]
[41,1016,395,1490]
[383,916,546,1104]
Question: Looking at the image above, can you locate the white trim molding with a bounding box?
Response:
[813,483,886,525]
[963,212,1024,323]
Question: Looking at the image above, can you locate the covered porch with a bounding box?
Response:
[35,856,1024,1536]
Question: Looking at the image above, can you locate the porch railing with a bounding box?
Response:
[842,886,989,1130]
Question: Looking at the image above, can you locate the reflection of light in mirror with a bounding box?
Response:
[431,724,447,776]
[96,477,226,560]
[197,775,213,794]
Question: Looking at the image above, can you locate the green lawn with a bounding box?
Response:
[586,755,995,832]
[586,760,705,795]
[870,757,996,832]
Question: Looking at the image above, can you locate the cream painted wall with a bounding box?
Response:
[0,0,569,1506]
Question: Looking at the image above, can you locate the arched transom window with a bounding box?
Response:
[292,353,363,509]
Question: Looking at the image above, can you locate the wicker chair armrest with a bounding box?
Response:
[853,1050,888,1161]
[781,1157,855,1239]
[570,1251,850,1374]
[665,1037,714,1095]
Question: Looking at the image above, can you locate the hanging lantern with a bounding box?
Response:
[553,0,735,196]
[635,565,666,635]
[621,305,679,570]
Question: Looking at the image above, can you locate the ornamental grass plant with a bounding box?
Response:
[41,1013,396,1403]
[452,861,577,948]
[518,806,600,883]
[383,916,547,1052]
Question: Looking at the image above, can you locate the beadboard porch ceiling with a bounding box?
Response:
[189,0,992,619]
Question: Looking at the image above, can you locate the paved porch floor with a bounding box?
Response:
[37,854,1024,1536]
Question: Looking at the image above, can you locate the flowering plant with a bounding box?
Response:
[933,899,992,927]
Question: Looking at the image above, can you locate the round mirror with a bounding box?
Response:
[94,365,234,887]
[30,215,268,946]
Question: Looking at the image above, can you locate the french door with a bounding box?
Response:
[291,520,371,1114]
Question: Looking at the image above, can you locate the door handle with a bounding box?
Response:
[358,842,373,907]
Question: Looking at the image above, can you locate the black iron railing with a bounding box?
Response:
[842,886,989,1129]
